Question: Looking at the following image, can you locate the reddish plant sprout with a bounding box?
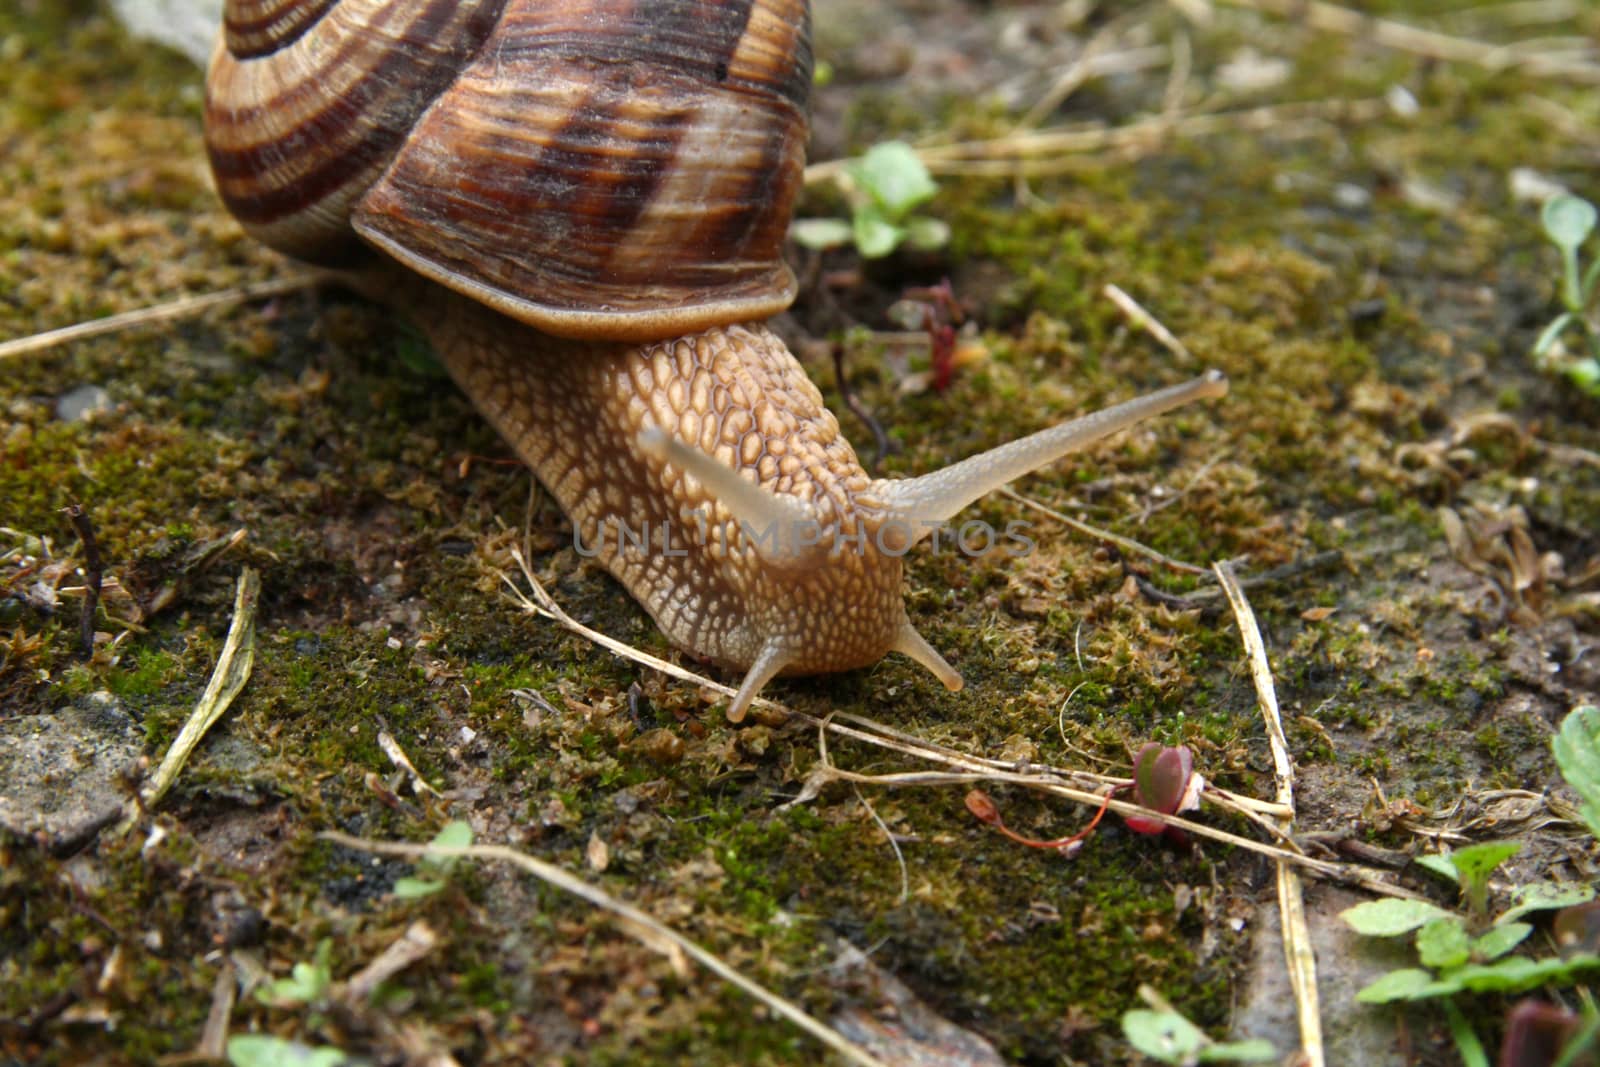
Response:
[962,744,1204,856]
[892,279,964,392]
[1123,743,1202,840]
[1554,900,1600,957]
[963,789,1109,858]
[1497,999,1591,1067]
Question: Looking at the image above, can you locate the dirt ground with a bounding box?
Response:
[2,1,1597,1065]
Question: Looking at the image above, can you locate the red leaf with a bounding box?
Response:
[965,790,1001,825]
[1498,999,1583,1067]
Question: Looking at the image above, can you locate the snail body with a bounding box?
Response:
[205,0,1227,720]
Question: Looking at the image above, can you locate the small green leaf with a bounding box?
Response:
[1472,922,1533,961]
[851,208,903,259]
[421,820,474,870]
[1198,1038,1278,1063]
[788,217,854,251]
[1553,705,1600,841]
[1450,841,1520,886]
[394,330,443,377]
[1532,313,1575,358]
[1417,917,1471,971]
[901,216,951,252]
[1122,1009,1205,1063]
[1416,853,1460,883]
[1543,196,1597,253]
[1567,358,1600,397]
[1356,968,1441,1004]
[847,142,937,221]
[1340,898,1454,937]
[1500,882,1596,925]
[393,877,445,899]
[227,1035,348,1067]
[1453,953,1600,993]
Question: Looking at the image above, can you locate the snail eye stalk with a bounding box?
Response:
[869,371,1229,542]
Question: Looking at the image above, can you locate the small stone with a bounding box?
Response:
[55,384,113,423]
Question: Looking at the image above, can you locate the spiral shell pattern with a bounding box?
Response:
[222,0,339,57]
[205,0,813,339]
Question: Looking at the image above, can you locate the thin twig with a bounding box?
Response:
[997,487,1210,575]
[0,274,329,360]
[831,342,892,468]
[61,504,102,656]
[342,921,439,1004]
[804,99,1388,185]
[1216,0,1600,83]
[319,832,887,1067]
[505,547,1288,833]
[1018,1,1166,130]
[1213,562,1323,1067]
[1103,283,1195,366]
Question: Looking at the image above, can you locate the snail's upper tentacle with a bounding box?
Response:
[865,371,1230,541]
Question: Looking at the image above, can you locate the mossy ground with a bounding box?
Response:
[2,1,1597,1064]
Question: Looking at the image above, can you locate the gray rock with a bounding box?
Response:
[0,691,143,850]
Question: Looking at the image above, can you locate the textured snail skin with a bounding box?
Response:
[411,275,913,681]
[206,0,1228,719]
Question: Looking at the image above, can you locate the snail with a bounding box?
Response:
[203,0,1228,722]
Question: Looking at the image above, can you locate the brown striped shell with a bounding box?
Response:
[205,0,813,341]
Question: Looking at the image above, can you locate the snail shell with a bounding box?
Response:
[204,0,1227,720]
[206,0,808,339]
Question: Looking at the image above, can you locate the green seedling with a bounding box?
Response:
[393,819,474,899]
[1121,1007,1275,1065]
[791,141,949,258]
[226,1034,349,1067]
[255,939,334,1008]
[1124,743,1198,840]
[1532,195,1600,397]
[1339,706,1600,1062]
[1553,705,1600,842]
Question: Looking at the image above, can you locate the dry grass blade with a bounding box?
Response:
[0,275,328,360]
[1213,561,1322,1067]
[805,99,1388,184]
[1217,0,1600,82]
[319,832,888,1067]
[343,921,439,1004]
[997,487,1211,576]
[121,567,259,831]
